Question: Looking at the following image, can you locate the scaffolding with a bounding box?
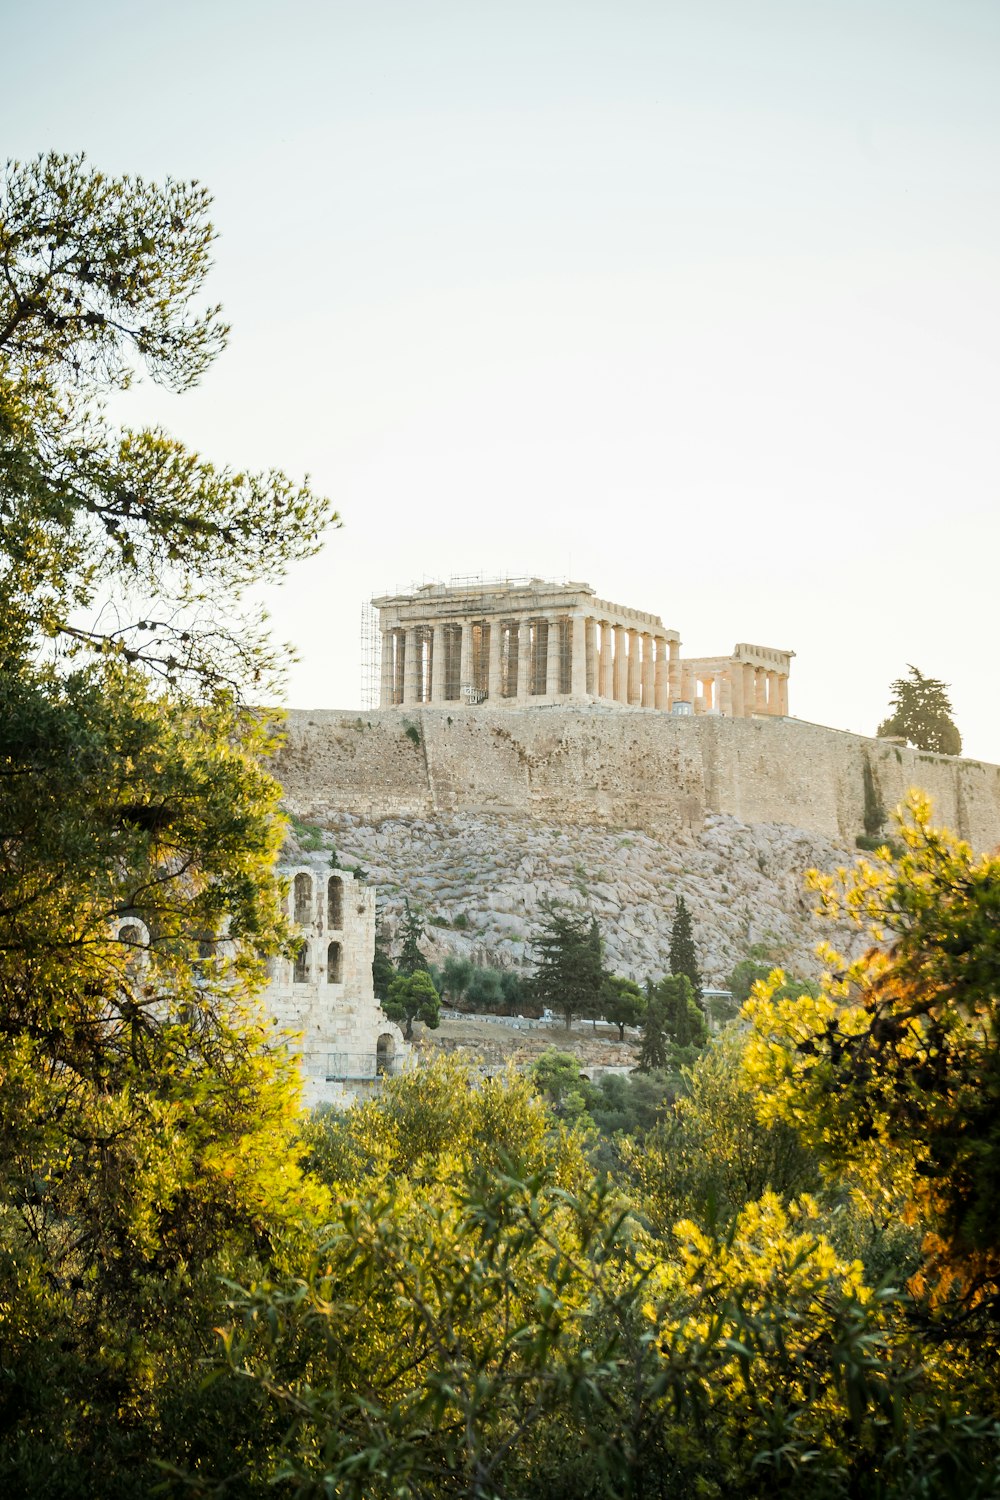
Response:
[359,600,380,710]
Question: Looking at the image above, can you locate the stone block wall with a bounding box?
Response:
[273,708,1000,851]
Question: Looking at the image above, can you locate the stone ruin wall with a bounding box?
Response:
[274,708,1000,852]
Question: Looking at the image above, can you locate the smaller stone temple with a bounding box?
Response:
[372,578,792,718]
[262,866,407,1108]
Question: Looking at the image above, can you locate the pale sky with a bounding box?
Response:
[5,0,1000,759]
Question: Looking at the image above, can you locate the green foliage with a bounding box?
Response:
[440,952,473,1003]
[530,903,609,1028]
[531,1049,597,1121]
[384,968,441,1039]
[372,913,396,1000]
[862,754,887,835]
[0,153,332,1494]
[0,152,334,695]
[623,1031,821,1234]
[588,1069,677,1139]
[877,665,962,756]
[288,813,326,851]
[668,895,704,1004]
[601,974,646,1040]
[403,720,421,747]
[729,960,819,1007]
[644,972,707,1068]
[745,791,1000,1313]
[465,965,505,1011]
[396,896,428,976]
[220,1059,1000,1500]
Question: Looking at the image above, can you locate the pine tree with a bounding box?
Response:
[669,896,703,1005]
[877,666,962,756]
[530,905,609,1028]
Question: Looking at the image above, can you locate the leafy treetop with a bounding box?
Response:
[877,665,962,757]
[0,151,336,695]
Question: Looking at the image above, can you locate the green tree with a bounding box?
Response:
[396,897,428,976]
[0,152,333,1492]
[466,966,505,1011]
[637,982,670,1071]
[383,969,441,1040]
[668,895,703,1005]
[601,974,646,1041]
[372,915,397,1000]
[530,1049,596,1121]
[530,904,609,1028]
[440,953,473,1005]
[877,665,962,756]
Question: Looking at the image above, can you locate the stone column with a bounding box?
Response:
[719,673,733,716]
[488,618,503,702]
[626,629,640,705]
[599,623,613,698]
[668,640,680,705]
[570,614,587,699]
[654,637,668,709]
[585,617,597,696]
[613,625,628,702]
[402,627,418,704]
[430,624,446,704]
[754,667,767,714]
[516,619,532,702]
[640,633,655,707]
[459,619,473,700]
[778,673,789,716]
[680,664,694,705]
[392,630,404,705]
[380,630,393,708]
[729,661,744,717]
[766,669,779,714]
[742,662,755,716]
[546,614,562,698]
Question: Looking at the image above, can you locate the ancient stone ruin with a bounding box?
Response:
[262,865,406,1107]
[373,577,793,718]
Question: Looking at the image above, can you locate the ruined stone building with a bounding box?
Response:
[372,578,792,719]
[113,868,405,1111]
[262,866,406,1108]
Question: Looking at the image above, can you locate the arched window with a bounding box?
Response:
[293,872,313,924]
[118,923,142,946]
[376,1032,395,1077]
[327,941,342,984]
[328,876,343,929]
[293,942,309,984]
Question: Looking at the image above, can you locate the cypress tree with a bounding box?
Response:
[669,896,703,1005]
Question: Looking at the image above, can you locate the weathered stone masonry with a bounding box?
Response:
[262,865,406,1107]
[274,709,1000,853]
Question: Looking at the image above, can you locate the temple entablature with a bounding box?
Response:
[371,577,791,720]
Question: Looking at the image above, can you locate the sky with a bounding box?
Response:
[4,0,1000,758]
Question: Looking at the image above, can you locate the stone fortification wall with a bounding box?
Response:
[274,708,1000,851]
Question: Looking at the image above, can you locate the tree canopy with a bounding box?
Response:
[529,904,609,1027]
[0,152,332,1490]
[0,151,334,693]
[877,665,962,756]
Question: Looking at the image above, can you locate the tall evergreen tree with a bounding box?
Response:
[669,896,704,1005]
[396,898,428,976]
[877,666,962,756]
[530,905,609,1028]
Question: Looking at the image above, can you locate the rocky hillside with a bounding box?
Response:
[284,808,865,988]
